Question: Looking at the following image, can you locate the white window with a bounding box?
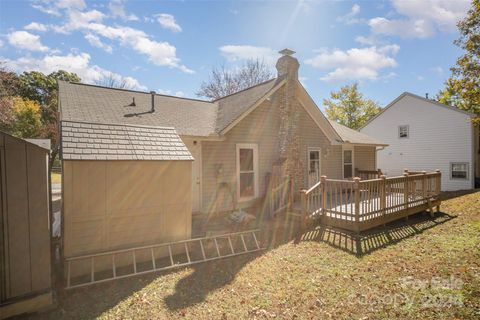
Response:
[451,162,468,180]
[398,125,409,138]
[308,148,321,187]
[236,144,258,201]
[343,147,354,179]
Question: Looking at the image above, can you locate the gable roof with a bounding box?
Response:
[217,78,285,134]
[360,91,476,129]
[61,120,193,161]
[328,120,388,146]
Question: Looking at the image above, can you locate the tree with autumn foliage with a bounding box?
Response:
[323,83,381,130]
[0,64,80,167]
[437,0,479,124]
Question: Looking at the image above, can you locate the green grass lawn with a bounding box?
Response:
[33,191,480,319]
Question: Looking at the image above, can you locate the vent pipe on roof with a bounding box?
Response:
[150,91,156,113]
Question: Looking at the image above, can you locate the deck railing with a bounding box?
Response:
[267,175,293,217]
[300,170,441,232]
[355,168,383,181]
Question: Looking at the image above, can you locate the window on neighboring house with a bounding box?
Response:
[399,125,409,138]
[343,148,353,179]
[236,144,258,201]
[451,162,468,180]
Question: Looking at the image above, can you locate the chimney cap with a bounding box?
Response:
[279,48,295,56]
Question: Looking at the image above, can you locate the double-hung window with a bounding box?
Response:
[451,162,468,180]
[343,147,354,179]
[236,144,258,201]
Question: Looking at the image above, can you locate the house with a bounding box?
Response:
[58,49,386,258]
[360,92,479,191]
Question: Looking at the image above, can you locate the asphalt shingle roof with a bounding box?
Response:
[328,120,387,146]
[59,81,218,137]
[214,78,278,132]
[61,121,193,161]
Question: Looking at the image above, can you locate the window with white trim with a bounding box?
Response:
[236,144,258,201]
[398,125,409,138]
[343,148,354,179]
[451,162,468,180]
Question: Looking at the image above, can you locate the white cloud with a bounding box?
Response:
[431,66,445,76]
[219,45,278,65]
[7,31,49,52]
[369,17,434,38]
[337,4,362,25]
[84,34,113,53]
[108,0,138,21]
[305,45,400,82]
[24,22,48,32]
[155,14,182,33]
[354,35,378,46]
[368,0,470,38]
[85,23,193,72]
[157,89,185,97]
[31,0,86,16]
[3,52,146,90]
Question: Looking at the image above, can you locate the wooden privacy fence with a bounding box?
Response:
[301,170,442,232]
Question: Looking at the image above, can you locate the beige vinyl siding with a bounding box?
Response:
[201,93,281,213]
[201,87,343,213]
[298,102,342,182]
[354,146,376,171]
[63,160,191,258]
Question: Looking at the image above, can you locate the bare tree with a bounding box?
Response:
[95,72,136,90]
[197,59,274,100]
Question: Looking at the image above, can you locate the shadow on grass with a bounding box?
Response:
[300,211,456,256]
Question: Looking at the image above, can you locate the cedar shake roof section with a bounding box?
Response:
[214,78,278,132]
[61,121,194,161]
[58,81,218,137]
[328,120,388,146]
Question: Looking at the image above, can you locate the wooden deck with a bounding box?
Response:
[298,170,442,232]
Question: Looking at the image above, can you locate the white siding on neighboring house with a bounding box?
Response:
[360,93,474,191]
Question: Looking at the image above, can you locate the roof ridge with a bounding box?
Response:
[58,80,213,104]
[212,78,277,102]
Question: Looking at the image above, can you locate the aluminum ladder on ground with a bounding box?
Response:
[65,229,264,289]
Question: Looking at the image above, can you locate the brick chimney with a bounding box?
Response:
[276,48,299,80]
[275,49,303,192]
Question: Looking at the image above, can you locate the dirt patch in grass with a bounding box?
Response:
[27,190,480,319]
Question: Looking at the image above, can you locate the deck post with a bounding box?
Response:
[377,169,382,178]
[320,175,327,217]
[435,169,441,212]
[380,175,386,219]
[353,177,361,224]
[403,171,409,218]
[421,171,427,213]
[300,189,308,229]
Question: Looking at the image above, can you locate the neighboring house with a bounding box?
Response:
[360,92,479,191]
[58,49,386,236]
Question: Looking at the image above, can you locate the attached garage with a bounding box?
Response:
[61,121,193,259]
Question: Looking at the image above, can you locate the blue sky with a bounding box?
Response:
[0,0,471,107]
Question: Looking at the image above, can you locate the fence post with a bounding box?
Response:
[354,177,361,224]
[377,169,382,178]
[380,175,386,220]
[300,189,308,229]
[421,170,427,199]
[403,170,409,217]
